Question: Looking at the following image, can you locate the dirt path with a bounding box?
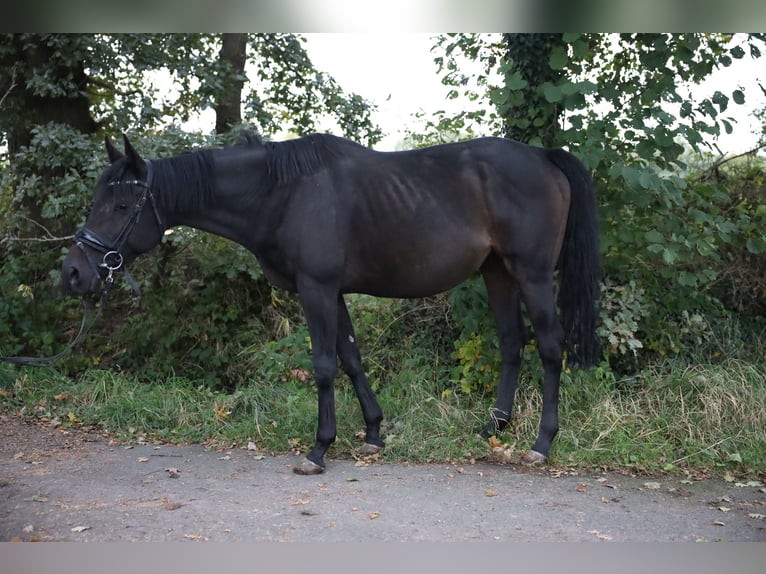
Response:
[1,413,764,542]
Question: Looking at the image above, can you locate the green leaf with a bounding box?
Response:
[645,229,664,243]
[638,171,653,189]
[712,91,729,113]
[505,72,528,91]
[732,89,745,105]
[730,45,745,59]
[541,83,563,103]
[549,46,569,70]
[662,248,678,265]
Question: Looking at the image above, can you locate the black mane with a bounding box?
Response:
[261,133,367,186]
[152,149,216,213]
[149,133,366,212]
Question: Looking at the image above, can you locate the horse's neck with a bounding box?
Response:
[166,148,270,251]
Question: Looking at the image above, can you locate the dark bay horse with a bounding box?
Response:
[62,132,600,475]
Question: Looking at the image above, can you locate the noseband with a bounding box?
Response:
[74,160,162,300]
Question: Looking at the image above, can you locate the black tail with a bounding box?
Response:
[546,148,601,367]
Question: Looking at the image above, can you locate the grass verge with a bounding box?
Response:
[2,356,764,479]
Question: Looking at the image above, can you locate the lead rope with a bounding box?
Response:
[0,299,95,367]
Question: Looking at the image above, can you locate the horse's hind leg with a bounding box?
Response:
[516,267,564,464]
[479,255,529,439]
[336,295,385,454]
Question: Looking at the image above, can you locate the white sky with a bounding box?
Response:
[302,33,457,149]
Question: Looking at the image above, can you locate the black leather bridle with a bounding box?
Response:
[74,160,162,299]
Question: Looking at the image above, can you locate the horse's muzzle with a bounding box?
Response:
[61,251,101,297]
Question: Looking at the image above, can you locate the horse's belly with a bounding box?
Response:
[343,242,489,298]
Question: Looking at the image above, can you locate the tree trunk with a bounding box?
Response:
[214,33,248,135]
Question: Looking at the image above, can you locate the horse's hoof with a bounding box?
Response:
[293,458,325,475]
[358,443,383,456]
[521,450,547,465]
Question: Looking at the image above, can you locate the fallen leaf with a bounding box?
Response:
[253,454,265,460]
[10,537,22,542]
[53,392,70,401]
[748,513,765,520]
[735,481,763,488]
[137,457,149,463]
[292,498,311,506]
[23,525,34,533]
[718,506,731,513]
[485,488,498,497]
[213,401,231,422]
[346,477,359,482]
[601,497,610,503]
[165,467,181,478]
[576,484,588,493]
[183,534,208,541]
[368,512,381,519]
[587,529,613,541]
[723,471,736,483]
[643,482,661,490]
[31,496,48,503]
[487,436,506,449]
[246,441,258,451]
[71,526,91,533]
[162,499,184,511]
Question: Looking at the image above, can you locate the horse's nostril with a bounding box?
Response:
[65,265,82,292]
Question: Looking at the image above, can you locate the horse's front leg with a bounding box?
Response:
[336,295,384,454]
[293,275,340,475]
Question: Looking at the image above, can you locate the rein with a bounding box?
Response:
[1,161,160,367]
[0,300,94,366]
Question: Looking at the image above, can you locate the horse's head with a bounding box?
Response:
[62,135,164,298]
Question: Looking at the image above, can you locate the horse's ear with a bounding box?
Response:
[105,136,124,164]
[122,133,146,171]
